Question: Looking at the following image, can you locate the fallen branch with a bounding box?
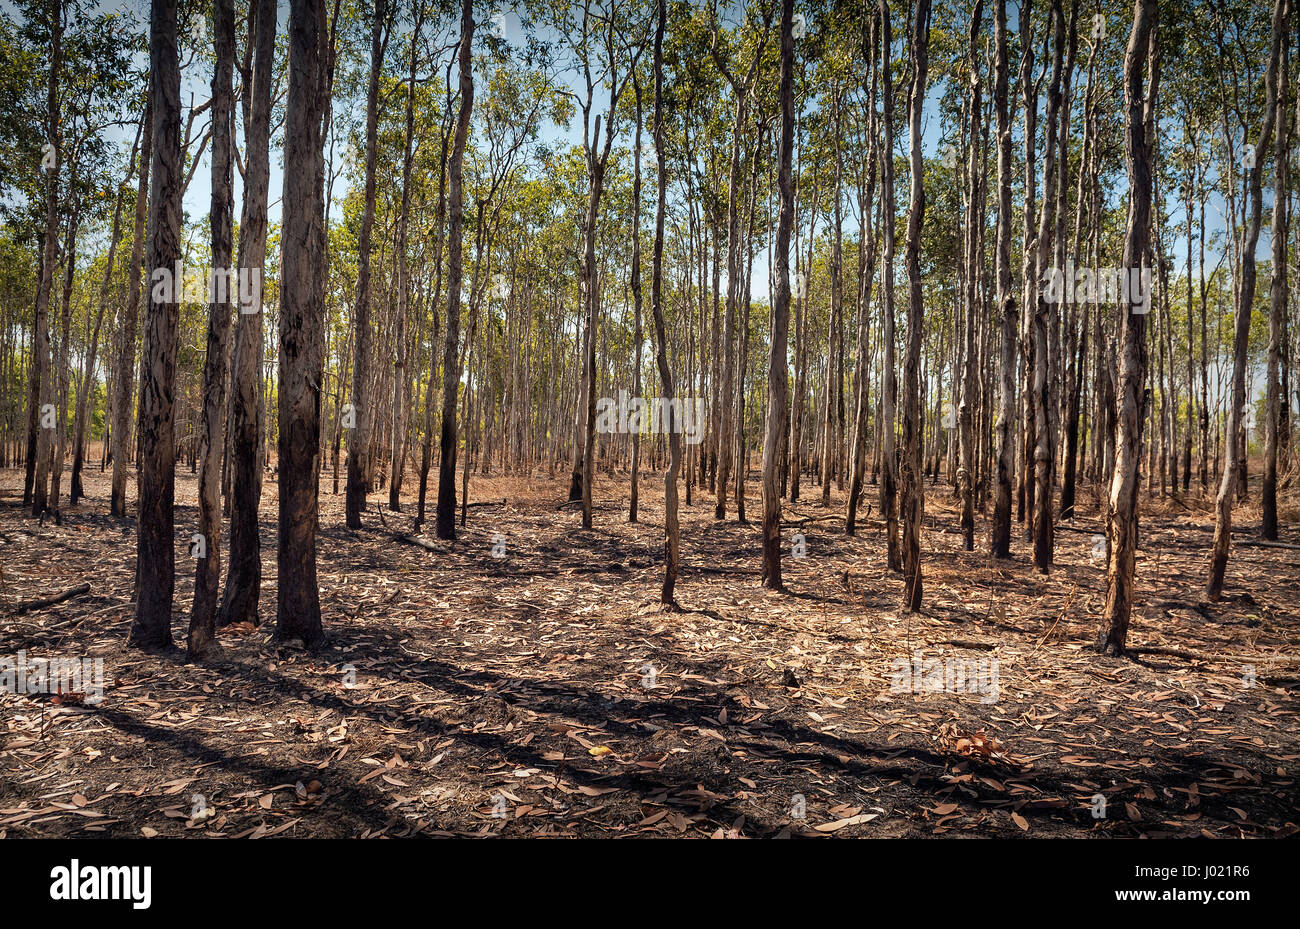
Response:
[931,638,999,651]
[1236,539,1300,551]
[397,534,441,553]
[9,582,91,615]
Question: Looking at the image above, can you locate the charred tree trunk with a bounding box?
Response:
[434,0,475,541]
[1097,0,1158,656]
[188,0,236,658]
[128,0,182,651]
[217,0,275,629]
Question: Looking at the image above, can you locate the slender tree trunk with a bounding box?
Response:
[649,0,680,603]
[877,0,900,570]
[188,0,236,658]
[899,0,931,612]
[111,96,151,519]
[275,0,329,647]
[1208,0,1284,598]
[1031,0,1066,572]
[435,0,475,541]
[389,1,425,512]
[1262,20,1290,540]
[958,0,984,551]
[630,77,644,524]
[1097,0,1158,656]
[128,0,182,651]
[762,0,795,591]
[344,0,387,528]
[846,9,880,536]
[27,0,62,519]
[217,0,275,628]
[416,114,451,530]
[991,0,1016,558]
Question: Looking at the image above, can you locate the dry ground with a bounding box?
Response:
[1,459,1297,838]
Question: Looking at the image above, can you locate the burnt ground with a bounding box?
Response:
[1,462,1297,838]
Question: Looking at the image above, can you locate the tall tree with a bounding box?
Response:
[1031,0,1066,572]
[275,0,328,647]
[127,0,182,650]
[877,0,901,570]
[1207,0,1285,598]
[958,0,984,551]
[218,0,276,628]
[629,74,644,524]
[761,0,794,591]
[1261,2,1290,541]
[898,0,931,612]
[110,94,151,519]
[188,0,236,658]
[26,0,60,518]
[434,0,475,541]
[846,5,880,536]
[1096,0,1158,656]
[990,0,1016,558]
[389,0,426,512]
[344,0,388,529]
[649,0,681,603]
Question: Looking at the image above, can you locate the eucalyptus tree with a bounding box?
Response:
[127,0,183,651]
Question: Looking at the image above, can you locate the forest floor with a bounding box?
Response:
[1,463,1298,838]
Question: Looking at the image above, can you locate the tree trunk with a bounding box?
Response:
[958,0,984,551]
[899,0,931,612]
[846,10,880,536]
[344,0,387,529]
[27,0,62,518]
[1096,0,1158,656]
[649,0,680,603]
[111,94,151,519]
[188,0,236,658]
[435,0,475,541]
[389,1,425,513]
[1207,0,1284,598]
[1262,23,1289,540]
[762,0,795,591]
[877,0,900,570]
[990,0,1017,558]
[217,0,275,628]
[128,0,182,651]
[274,0,328,647]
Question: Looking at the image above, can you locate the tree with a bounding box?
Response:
[218,0,276,628]
[188,0,236,658]
[127,0,182,651]
[957,0,984,552]
[898,0,931,612]
[388,0,427,513]
[845,4,880,537]
[344,0,389,529]
[110,94,151,519]
[649,0,681,603]
[1206,0,1285,599]
[434,0,475,541]
[1261,1,1290,541]
[25,0,60,518]
[990,0,1016,559]
[761,0,794,591]
[1096,0,1158,657]
[876,0,901,571]
[275,0,329,647]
